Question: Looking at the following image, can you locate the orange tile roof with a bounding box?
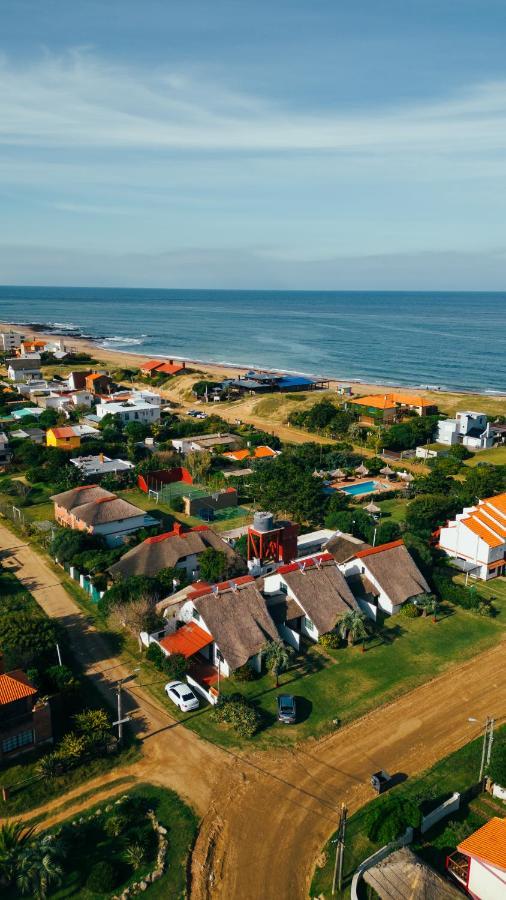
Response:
[49,426,77,439]
[460,493,506,548]
[224,445,277,462]
[155,362,185,375]
[253,445,278,458]
[350,392,431,410]
[224,449,249,462]
[458,817,506,871]
[474,510,506,538]
[141,360,164,371]
[0,671,37,705]
[86,372,107,381]
[462,516,503,548]
[486,492,506,516]
[159,622,213,658]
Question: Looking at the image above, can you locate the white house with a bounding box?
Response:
[339,539,431,616]
[6,357,42,383]
[95,400,161,424]
[437,411,494,450]
[262,553,359,645]
[171,433,241,454]
[438,492,506,580]
[70,455,134,478]
[447,816,506,898]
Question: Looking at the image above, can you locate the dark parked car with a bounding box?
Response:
[277,694,296,724]
[371,770,393,794]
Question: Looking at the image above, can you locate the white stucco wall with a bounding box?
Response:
[468,858,506,899]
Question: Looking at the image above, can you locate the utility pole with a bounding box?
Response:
[55,642,63,666]
[113,677,133,743]
[479,717,495,781]
[332,803,347,895]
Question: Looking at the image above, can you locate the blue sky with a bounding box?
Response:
[1,0,506,288]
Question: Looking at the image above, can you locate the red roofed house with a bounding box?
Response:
[140,359,186,377]
[339,539,431,616]
[0,657,53,760]
[447,816,506,897]
[223,445,279,462]
[85,372,113,395]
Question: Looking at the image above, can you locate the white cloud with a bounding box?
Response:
[0,49,506,156]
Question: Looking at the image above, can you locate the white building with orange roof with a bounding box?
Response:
[439,493,506,580]
[447,816,506,898]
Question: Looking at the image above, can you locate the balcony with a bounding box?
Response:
[446,851,469,886]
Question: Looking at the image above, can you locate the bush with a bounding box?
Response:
[318,632,341,649]
[146,642,164,670]
[57,732,86,767]
[103,813,128,838]
[432,572,495,615]
[161,652,187,680]
[211,694,261,737]
[399,603,419,618]
[234,663,257,682]
[86,860,119,892]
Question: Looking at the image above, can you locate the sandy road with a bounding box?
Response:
[1,521,506,899]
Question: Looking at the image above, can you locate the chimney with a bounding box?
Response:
[169,359,173,365]
[182,361,186,369]
[99,452,104,464]
[173,522,184,536]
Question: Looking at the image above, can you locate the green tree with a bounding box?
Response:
[405,494,457,536]
[161,652,188,680]
[366,796,421,843]
[123,842,146,870]
[199,548,228,583]
[0,821,35,885]
[73,708,110,748]
[186,450,212,483]
[263,640,294,687]
[16,835,64,900]
[339,610,368,647]
[0,613,61,669]
[489,737,506,786]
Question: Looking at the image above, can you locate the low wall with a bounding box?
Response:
[351,827,413,900]
[421,792,460,833]
[138,467,192,493]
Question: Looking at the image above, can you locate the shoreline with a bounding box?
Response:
[1,320,506,401]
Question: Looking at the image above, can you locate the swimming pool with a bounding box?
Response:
[340,480,380,496]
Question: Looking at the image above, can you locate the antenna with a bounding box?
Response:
[297,560,306,573]
[230,581,238,593]
[315,556,322,569]
[211,585,219,595]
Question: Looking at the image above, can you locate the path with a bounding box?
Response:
[1,522,506,899]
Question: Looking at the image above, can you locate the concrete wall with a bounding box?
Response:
[468,858,506,899]
[421,792,460,833]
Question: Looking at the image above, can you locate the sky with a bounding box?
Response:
[1,0,506,289]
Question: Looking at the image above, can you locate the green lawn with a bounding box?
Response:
[128,590,506,750]
[311,725,506,898]
[373,496,409,524]
[464,445,506,467]
[4,783,197,900]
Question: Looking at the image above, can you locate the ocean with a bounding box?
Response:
[0,286,505,393]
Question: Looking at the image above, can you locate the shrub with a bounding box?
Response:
[399,602,419,618]
[318,632,341,649]
[124,842,146,870]
[211,694,261,738]
[86,860,119,892]
[234,663,257,682]
[103,813,128,838]
[161,652,187,680]
[146,642,164,670]
[57,732,86,767]
[36,752,62,778]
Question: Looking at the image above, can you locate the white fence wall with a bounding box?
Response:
[421,792,460,833]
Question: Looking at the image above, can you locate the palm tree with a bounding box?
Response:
[123,842,146,871]
[339,610,368,648]
[0,821,35,885]
[263,640,294,687]
[16,836,63,900]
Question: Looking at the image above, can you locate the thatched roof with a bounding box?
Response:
[72,496,147,526]
[363,847,461,899]
[108,526,239,580]
[357,541,430,606]
[365,501,381,514]
[281,559,359,633]
[266,593,304,625]
[331,468,347,479]
[194,582,279,671]
[324,532,371,564]
[355,463,369,475]
[380,464,395,476]
[51,485,114,511]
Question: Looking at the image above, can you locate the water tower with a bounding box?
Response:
[247,511,298,573]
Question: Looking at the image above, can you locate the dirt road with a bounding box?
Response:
[1,522,505,899]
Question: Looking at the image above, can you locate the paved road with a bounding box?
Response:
[1,521,505,899]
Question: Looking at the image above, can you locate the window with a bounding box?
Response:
[2,729,34,753]
[304,617,314,631]
[279,582,288,594]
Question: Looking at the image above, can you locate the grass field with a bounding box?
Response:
[373,496,409,523]
[464,445,506,467]
[311,725,506,898]
[129,585,506,750]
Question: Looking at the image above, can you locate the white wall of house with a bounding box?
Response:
[468,857,506,899]
[437,419,459,445]
[95,401,160,423]
[340,559,400,615]
[8,366,42,383]
[91,515,154,547]
[439,517,505,580]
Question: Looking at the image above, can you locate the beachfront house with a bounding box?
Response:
[95,399,161,424]
[51,485,157,547]
[108,522,241,581]
[438,492,506,580]
[447,817,506,897]
[85,373,113,395]
[437,411,494,450]
[140,359,186,377]
[349,392,437,426]
[339,539,431,617]
[6,357,42,383]
[262,553,359,646]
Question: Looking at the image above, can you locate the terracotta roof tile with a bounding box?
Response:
[159,622,213,658]
[0,671,37,705]
[458,817,506,871]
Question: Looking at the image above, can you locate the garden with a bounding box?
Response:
[0,783,198,899]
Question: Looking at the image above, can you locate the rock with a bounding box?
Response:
[140,882,147,891]
[158,825,167,835]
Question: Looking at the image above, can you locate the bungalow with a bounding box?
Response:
[51,484,157,547]
[70,455,134,478]
[157,577,279,688]
[0,662,53,760]
[323,531,371,564]
[140,359,186,377]
[108,522,241,581]
[6,357,42,383]
[438,492,506,580]
[262,553,359,645]
[66,371,91,391]
[46,426,81,450]
[172,433,241,454]
[340,539,431,616]
[95,400,161,424]
[349,392,437,426]
[447,816,506,897]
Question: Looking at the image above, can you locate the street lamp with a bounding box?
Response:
[468,716,495,781]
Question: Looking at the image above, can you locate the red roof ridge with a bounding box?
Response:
[355,539,405,559]
[277,551,334,575]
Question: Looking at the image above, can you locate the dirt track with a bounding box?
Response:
[1,522,506,899]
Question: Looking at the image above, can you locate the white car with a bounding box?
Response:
[164,680,200,712]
